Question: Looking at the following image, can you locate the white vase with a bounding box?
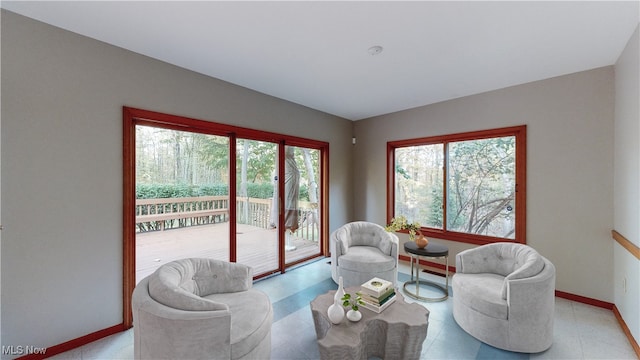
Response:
[335,276,345,303]
[346,309,362,322]
[327,297,345,324]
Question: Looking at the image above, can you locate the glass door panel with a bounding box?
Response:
[135,126,230,283]
[284,146,322,265]
[235,139,279,275]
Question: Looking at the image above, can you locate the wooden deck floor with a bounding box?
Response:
[136,223,321,282]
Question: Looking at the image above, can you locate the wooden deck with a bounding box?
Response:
[135,223,321,283]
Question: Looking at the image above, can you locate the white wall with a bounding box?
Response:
[614,24,640,346]
[0,10,353,353]
[354,66,616,302]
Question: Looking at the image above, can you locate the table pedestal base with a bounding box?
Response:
[403,244,449,302]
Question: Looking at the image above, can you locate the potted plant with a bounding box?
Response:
[385,215,428,248]
[341,292,365,322]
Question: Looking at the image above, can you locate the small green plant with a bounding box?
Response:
[341,292,365,311]
[386,215,421,240]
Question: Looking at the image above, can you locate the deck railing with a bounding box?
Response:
[135,196,319,242]
[135,196,229,231]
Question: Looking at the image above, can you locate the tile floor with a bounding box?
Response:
[50,258,637,360]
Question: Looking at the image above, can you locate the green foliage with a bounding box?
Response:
[136,183,310,200]
[341,293,365,311]
[136,183,195,198]
[242,183,274,199]
[237,139,277,184]
[395,165,410,179]
[385,215,421,239]
[427,187,443,228]
[299,186,309,202]
[136,184,225,199]
[198,134,231,169]
[136,126,319,203]
[196,185,229,196]
[447,136,515,236]
[395,135,516,238]
[394,143,444,229]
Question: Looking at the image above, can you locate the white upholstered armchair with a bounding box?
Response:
[132,258,272,360]
[452,242,556,353]
[330,221,399,288]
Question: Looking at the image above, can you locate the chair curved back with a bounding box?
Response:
[456,242,547,299]
[332,221,396,255]
[453,243,555,353]
[331,221,399,287]
[132,258,272,360]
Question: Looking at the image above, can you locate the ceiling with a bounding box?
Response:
[2,1,639,121]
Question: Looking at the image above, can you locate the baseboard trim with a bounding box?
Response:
[15,262,640,359]
[399,256,638,355]
[554,290,614,310]
[16,323,125,360]
[613,305,640,359]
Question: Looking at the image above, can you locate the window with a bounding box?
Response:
[387,125,526,245]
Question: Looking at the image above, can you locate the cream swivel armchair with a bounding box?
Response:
[330,221,399,288]
[452,243,556,353]
[132,258,273,360]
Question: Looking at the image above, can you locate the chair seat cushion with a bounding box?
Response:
[453,273,508,320]
[205,289,272,359]
[338,246,396,273]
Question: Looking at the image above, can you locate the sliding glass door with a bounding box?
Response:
[123,108,329,326]
[235,138,279,274]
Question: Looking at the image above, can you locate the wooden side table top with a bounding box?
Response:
[404,240,449,257]
[310,286,429,360]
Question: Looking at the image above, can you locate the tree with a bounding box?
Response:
[395,136,515,239]
[446,137,515,238]
[302,148,320,229]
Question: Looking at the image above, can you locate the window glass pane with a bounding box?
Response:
[135,126,230,283]
[395,144,444,229]
[446,136,516,238]
[236,139,278,275]
[284,146,322,265]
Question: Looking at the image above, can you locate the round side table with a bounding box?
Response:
[403,241,449,302]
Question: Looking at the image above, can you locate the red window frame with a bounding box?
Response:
[387,125,527,245]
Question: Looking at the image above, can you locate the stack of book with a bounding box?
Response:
[359,277,396,313]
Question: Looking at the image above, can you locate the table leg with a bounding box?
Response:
[410,254,415,282]
[415,255,420,297]
[402,254,448,302]
[445,255,449,295]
